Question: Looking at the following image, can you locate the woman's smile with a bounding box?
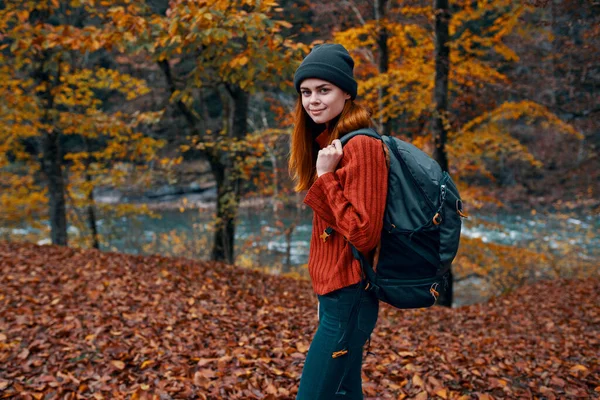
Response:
[300,78,350,125]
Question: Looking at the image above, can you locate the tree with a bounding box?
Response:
[0,0,164,246]
[432,0,450,173]
[119,0,303,263]
[432,0,451,305]
[332,0,582,305]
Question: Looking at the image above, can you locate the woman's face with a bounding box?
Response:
[299,78,351,125]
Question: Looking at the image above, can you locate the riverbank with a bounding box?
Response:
[93,181,600,215]
[0,242,597,399]
[94,184,290,211]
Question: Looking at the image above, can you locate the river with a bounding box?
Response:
[87,205,599,266]
[3,203,598,306]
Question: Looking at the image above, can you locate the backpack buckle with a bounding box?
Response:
[321,226,334,242]
[432,213,442,225]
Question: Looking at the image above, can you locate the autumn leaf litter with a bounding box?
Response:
[0,242,598,399]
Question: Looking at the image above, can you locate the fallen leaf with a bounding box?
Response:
[265,383,277,395]
[0,242,597,399]
[111,360,125,370]
[397,351,416,357]
[140,360,154,369]
[414,391,427,400]
[296,341,309,353]
[196,358,217,367]
[17,348,29,360]
[569,364,588,376]
[550,376,566,387]
[196,368,216,379]
[412,374,424,388]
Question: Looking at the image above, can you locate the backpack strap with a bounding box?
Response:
[339,128,390,170]
[337,126,388,285]
[339,128,382,146]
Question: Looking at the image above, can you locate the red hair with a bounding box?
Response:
[288,98,372,192]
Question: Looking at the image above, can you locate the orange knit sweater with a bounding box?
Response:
[303,132,388,295]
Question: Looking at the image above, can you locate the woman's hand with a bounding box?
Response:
[316,139,343,177]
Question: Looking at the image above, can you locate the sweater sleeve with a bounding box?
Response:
[303,136,388,255]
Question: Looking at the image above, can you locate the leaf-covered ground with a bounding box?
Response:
[0,242,598,399]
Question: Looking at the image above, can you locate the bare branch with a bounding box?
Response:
[157,59,201,134]
[342,0,366,25]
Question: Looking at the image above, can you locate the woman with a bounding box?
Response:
[289,43,388,399]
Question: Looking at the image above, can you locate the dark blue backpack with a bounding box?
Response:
[339,128,465,309]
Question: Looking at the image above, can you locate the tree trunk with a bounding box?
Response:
[432,0,450,173]
[211,85,248,264]
[375,0,392,136]
[37,52,68,246]
[433,0,452,307]
[41,131,68,246]
[211,162,232,262]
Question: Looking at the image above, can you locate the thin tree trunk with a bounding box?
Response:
[211,162,230,262]
[86,185,99,249]
[433,0,452,307]
[284,222,296,273]
[211,85,248,264]
[84,140,99,249]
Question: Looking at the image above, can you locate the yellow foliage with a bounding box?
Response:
[0,0,166,231]
[459,101,581,139]
[333,1,530,127]
[147,0,301,92]
[448,100,582,188]
[455,235,597,297]
[332,0,580,208]
[0,172,47,228]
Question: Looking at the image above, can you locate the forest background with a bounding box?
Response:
[0,0,598,306]
[1,0,599,399]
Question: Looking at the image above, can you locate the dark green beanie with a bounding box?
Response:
[294,44,358,100]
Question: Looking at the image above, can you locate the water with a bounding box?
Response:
[75,206,599,266]
[3,205,598,268]
[93,206,314,266]
[461,212,599,258]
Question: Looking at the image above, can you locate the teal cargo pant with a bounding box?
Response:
[296,283,379,399]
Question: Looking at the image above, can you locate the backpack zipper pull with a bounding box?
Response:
[430,282,440,300]
[456,200,469,218]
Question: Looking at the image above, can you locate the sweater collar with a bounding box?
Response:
[315,128,330,149]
